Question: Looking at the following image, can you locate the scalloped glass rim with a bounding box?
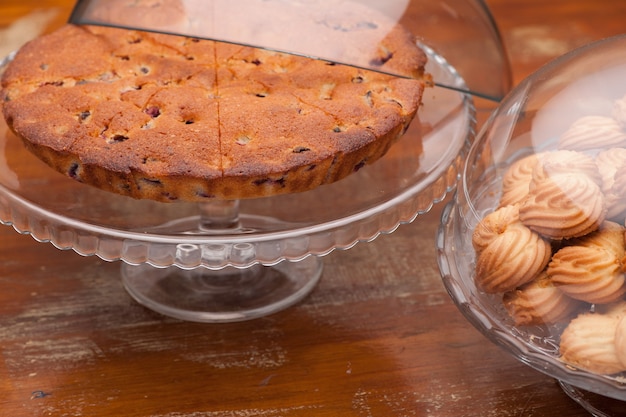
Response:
[0,48,473,270]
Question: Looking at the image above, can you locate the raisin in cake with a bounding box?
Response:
[1,24,427,202]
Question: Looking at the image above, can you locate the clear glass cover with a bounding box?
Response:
[69,0,511,101]
[1,1,510,321]
[438,34,626,402]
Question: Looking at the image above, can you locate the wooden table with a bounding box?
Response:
[1,1,625,416]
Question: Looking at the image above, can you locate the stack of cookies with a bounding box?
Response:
[472,95,626,375]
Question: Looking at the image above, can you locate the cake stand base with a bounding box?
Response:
[559,381,626,417]
[121,256,323,323]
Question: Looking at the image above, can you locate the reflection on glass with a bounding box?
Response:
[69,0,511,100]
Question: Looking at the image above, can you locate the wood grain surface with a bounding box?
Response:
[1,1,625,416]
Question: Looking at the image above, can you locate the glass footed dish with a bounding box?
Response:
[437,34,626,415]
[0,45,473,323]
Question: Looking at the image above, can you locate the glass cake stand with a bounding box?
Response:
[0,46,473,323]
[437,35,626,415]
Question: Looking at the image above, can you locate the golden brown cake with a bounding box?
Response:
[0,24,427,202]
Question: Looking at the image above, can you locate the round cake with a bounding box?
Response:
[0,24,427,202]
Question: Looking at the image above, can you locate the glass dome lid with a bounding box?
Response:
[69,0,511,102]
[438,33,626,414]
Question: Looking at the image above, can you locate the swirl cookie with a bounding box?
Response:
[615,314,626,368]
[606,164,626,223]
[499,154,540,207]
[530,150,602,188]
[519,172,605,239]
[558,115,626,152]
[503,271,584,326]
[569,220,626,259]
[471,204,521,253]
[596,148,626,221]
[612,95,626,129]
[474,205,552,293]
[547,244,626,304]
[560,312,625,375]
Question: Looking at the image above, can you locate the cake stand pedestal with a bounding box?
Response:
[122,257,323,322]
